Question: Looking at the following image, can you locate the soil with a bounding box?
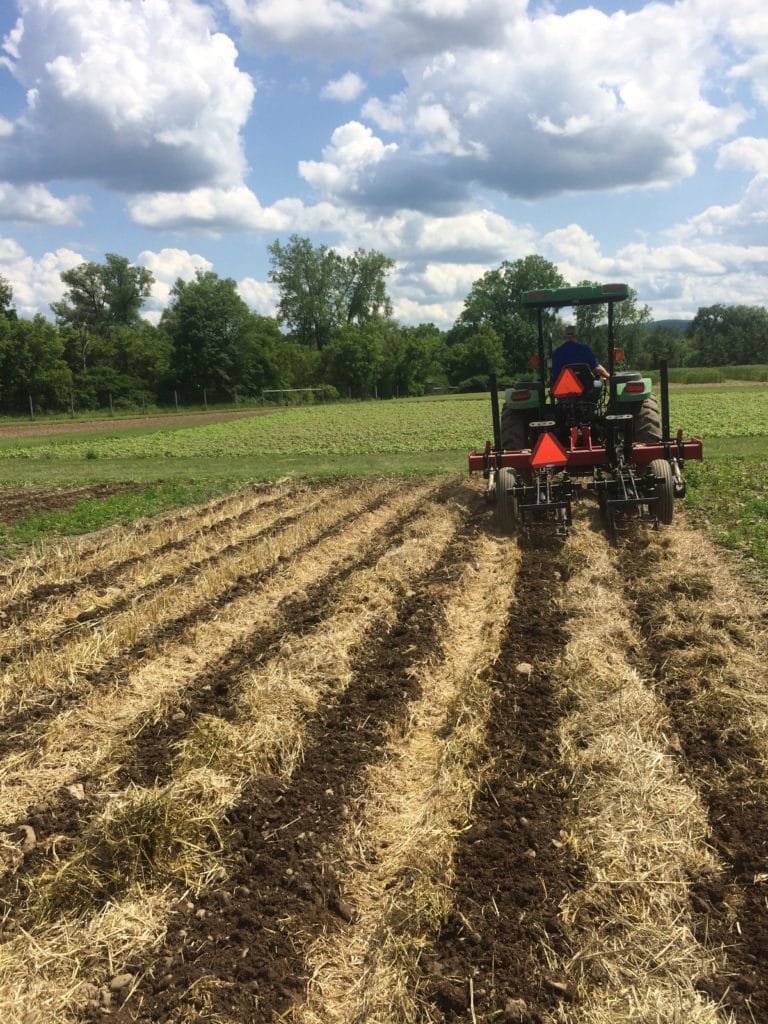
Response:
[0,407,282,440]
[0,480,766,1023]
[421,539,583,1023]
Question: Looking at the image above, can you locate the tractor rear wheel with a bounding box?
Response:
[496,467,518,534]
[649,458,674,524]
[633,395,662,443]
[501,404,528,450]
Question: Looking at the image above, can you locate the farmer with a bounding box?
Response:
[551,325,609,383]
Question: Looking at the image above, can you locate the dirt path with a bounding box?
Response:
[0,482,765,1024]
[0,407,281,441]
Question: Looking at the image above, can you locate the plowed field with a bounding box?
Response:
[0,477,766,1024]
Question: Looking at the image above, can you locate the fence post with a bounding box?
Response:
[203,388,208,410]
[174,390,179,412]
[28,393,34,421]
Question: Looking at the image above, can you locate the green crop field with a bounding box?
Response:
[0,384,765,582]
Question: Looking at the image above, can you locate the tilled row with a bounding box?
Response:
[554,516,724,1023]
[0,479,438,832]
[420,537,582,1022]
[0,481,284,616]
[0,479,379,744]
[0,481,342,672]
[294,528,514,1024]
[0,483,296,630]
[0,482,438,902]
[622,523,768,1023]
[1,483,763,1024]
[113,496,438,791]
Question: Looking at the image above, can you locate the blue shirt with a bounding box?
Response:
[551,340,599,381]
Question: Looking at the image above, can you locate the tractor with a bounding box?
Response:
[468,283,703,537]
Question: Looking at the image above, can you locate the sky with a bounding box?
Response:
[0,0,767,329]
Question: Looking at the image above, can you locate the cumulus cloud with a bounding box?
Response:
[237,276,278,314]
[136,247,214,318]
[128,185,293,232]
[1,0,254,194]
[222,0,516,63]
[320,205,535,264]
[299,121,397,196]
[270,0,752,213]
[0,240,84,318]
[722,3,768,107]
[321,72,365,102]
[671,174,768,247]
[717,138,768,174]
[0,183,86,224]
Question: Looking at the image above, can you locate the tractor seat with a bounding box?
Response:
[512,379,544,391]
[612,371,642,382]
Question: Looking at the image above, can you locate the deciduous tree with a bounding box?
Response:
[268,236,394,350]
[161,271,282,398]
[0,273,13,317]
[688,304,768,366]
[452,255,566,374]
[52,254,154,370]
[0,315,72,412]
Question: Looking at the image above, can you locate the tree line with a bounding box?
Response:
[1,242,767,415]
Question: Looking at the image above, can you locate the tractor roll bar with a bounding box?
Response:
[659,359,671,441]
[489,371,502,457]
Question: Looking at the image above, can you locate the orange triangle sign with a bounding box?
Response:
[531,431,568,469]
[552,367,585,398]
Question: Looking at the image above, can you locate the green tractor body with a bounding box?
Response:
[469,283,703,537]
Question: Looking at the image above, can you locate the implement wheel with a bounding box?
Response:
[497,467,518,534]
[649,458,674,524]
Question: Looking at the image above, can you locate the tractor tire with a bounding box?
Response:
[501,404,528,450]
[633,395,662,443]
[649,458,674,524]
[496,467,518,534]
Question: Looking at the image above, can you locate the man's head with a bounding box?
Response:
[564,325,577,341]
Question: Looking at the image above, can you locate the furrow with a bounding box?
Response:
[0,483,335,671]
[418,535,583,1022]
[0,481,283,609]
[0,483,297,629]
[114,489,445,790]
[1,480,443,907]
[0,481,472,1023]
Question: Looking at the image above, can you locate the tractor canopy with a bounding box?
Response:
[522,283,630,308]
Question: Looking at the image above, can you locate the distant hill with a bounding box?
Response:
[650,319,692,332]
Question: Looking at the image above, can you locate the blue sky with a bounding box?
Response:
[1,0,767,327]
